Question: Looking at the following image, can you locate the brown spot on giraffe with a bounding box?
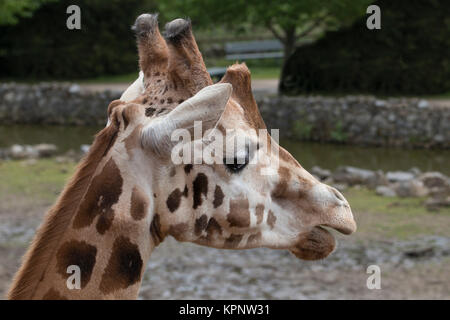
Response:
[72,158,123,235]
[168,222,189,240]
[247,232,262,246]
[150,213,163,245]
[99,236,143,294]
[213,185,224,208]
[255,204,264,224]
[42,288,68,300]
[56,240,97,289]
[225,234,243,248]
[122,110,130,130]
[194,214,208,236]
[130,187,149,220]
[166,188,183,212]
[169,167,177,177]
[193,173,208,209]
[145,107,156,117]
[184,164,193,174]
[124,124,143,155]
[205,217,222,240]
[227,199,250,228]
[96,209,114,235]
[267,210,277,229]
[271,166,291,199]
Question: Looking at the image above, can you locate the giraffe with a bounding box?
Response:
[7,14,356,300]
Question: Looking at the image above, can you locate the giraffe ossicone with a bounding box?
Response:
[8,13,356,300]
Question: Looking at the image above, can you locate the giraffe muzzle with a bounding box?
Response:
[289,184,356,260]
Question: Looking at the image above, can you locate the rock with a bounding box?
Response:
[68,84,81,94]
[9,144,58,159]
[366,170,389,189]
[425,196,450,210]
[332,166,375,185]
[419,172,450,189]
[80,144,90,154]
[34,143,57,157]
[404,247,434,259]
[375,185,396,197]
[417,100,429,109]
[408,167,422,177]
[9,144,38,159]
[10,144,25,159]
[310,166,331,180]
[374,99,386,107]
[433,134,444,143]
[386,171,415,183]
[394,180,428,197]
[0,148,10,159]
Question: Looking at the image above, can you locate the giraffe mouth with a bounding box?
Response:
[289,226,336,261]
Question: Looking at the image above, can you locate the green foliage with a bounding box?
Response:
[292,120,313,139]
[161,0,371,60]
[330,121,348,142]
[280,0,450,95]
[161,0,369,33]
[0,0,157,79]
[0,0,56,26]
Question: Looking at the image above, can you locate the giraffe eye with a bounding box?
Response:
[224,157,248,173]
[223,145,249,173]
[223,157,248,173]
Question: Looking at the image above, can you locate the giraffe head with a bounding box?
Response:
[110,14,356,261]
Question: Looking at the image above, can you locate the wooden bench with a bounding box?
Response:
[208,39,283,81]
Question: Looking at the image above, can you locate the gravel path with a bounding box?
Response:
[0,211,448,299]
[139,236,450,300]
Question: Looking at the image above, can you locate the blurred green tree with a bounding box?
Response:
[0,0,56,25]
[0,0,158,79]
[160,0,372,69]
[280,0,450,95]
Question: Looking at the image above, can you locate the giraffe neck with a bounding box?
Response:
[8,124,158,299]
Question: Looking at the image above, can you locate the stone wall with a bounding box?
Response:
[0,83,120,126]
[256,94,449,148]
[0,83,449,148]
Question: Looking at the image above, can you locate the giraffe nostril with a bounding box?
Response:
[330,187,345,203]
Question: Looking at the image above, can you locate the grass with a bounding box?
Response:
[0,159,76,208]
[0,159,449,241]
[344,187,450,240]
[78,66,280,84]
[78,73,139,84]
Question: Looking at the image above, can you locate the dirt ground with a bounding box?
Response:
[0,159,449,299]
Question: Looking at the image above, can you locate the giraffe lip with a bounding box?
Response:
[321,204,357,235]
[289,226,336,261]
[321,223,355,235]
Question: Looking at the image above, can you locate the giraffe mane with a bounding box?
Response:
[7,122,119,299]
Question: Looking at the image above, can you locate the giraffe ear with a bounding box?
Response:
[120,71,144,102]
[141,83,232,156]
